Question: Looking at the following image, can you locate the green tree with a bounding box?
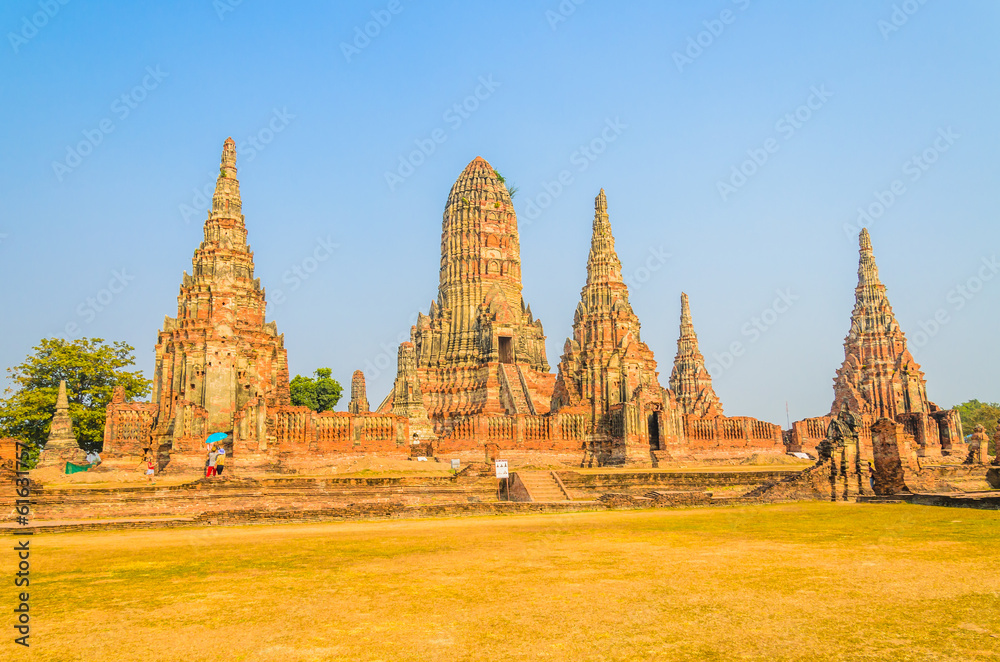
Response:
[289,368,342,412]
[954,399,1000,455]
[0,338,151,459]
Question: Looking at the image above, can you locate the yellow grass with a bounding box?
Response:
[22,503,1000,661]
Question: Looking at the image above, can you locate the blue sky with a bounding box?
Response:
[1,0,998,425]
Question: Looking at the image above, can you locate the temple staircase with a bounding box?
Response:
[515,471,571,502]
[500,364,535,415]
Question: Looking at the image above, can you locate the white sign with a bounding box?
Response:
[495,460,508,479]
[451,459,460,470]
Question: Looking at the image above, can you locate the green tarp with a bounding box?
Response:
[65,461,91,474]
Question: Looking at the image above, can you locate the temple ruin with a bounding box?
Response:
[100,143,964,475]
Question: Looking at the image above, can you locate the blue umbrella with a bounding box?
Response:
[206,432,228,445]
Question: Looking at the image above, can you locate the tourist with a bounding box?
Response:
[140,456,156,485]
[207,446,219,477]
[868,461,876,491]
[216,447,226,476]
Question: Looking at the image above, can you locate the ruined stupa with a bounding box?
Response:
[668,293,724,418]
[37,380,87,467]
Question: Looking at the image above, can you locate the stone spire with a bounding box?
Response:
[586,189,624,286]
[831,229,931,418]
[403,156,553,423]
[192,137,252,287]
[389,343,434,439]
[348,370,369,414]
[149,138,291,455]
[669,293,723,417]
[553,190,660,423]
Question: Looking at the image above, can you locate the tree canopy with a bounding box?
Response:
[0,338,151,458]
[289,368,342,412]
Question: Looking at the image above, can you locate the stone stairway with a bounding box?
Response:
[500,364,532,414]
[517,471,571,502]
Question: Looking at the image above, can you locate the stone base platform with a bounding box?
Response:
[857,491,1000,510]
[5,466,824,532]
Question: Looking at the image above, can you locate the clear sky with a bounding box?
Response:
[1,1,998,425]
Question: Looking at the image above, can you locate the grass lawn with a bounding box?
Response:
[22,503,1000,661]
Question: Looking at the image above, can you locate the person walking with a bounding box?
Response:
[140,455,156,485]
[215,447,226,477]
[207,446,219,477]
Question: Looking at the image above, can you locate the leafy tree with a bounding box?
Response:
[0,338,151,459]
[289,368,342,412]
[954,399,1000,455]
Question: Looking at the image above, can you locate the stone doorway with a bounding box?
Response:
[647,413,660,450]
[498,336,513,364]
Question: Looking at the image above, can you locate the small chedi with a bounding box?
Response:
[669,293,723,419]
[37,381,87,468]
[100,142,965,476]
[347,370,369,414]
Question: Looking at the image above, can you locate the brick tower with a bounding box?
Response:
[404,156,554,426]
[149,138,291,463]
[552,190,666,462]
[668,293,723,417]
[347,370,369,414]
[830,229,963,456]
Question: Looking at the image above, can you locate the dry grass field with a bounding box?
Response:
[17,503,1000,661]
